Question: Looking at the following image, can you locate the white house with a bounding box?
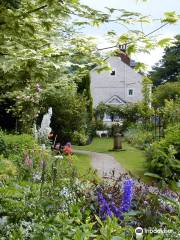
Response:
[90,55,144,123]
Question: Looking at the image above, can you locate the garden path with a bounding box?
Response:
[74,150,126,178]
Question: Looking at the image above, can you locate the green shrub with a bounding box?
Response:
[145,141,180,182]
[164,123,180,159]
[86,121,96,142]
[1,133,38,157]
[72,130,88,145]
[144,123,180,183]
[0,137,8,157]
[124,125,153,149]
[95,120,107,130]
[110,121,123,136]
[0,155,17,180]
[49,92,88,144]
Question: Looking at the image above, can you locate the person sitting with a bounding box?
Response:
[49,132,56,146]
[48,131,54,140]
[54,143,61,151]
[63,142,72,155]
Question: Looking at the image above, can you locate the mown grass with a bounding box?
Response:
[73,137,149,182]
[112,145,149,182]
[73,137,113,153]
[73,153,99,181]
[73,153,92,175]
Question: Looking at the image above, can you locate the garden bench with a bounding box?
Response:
[96,130,109,138]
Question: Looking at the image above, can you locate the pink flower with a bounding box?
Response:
[40,160,46,168]
[24,155,33,167]
[36,84,42,93]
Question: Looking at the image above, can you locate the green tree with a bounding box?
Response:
[162,98,180,126]
[0,0,20,9]
[0,0,101,132]
[0,0,179,134]
[95,103,107,120]
[149,35,180,86]
[153,82,180,107]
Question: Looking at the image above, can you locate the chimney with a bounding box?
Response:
[118,44,130,66]
[119,52,130,66]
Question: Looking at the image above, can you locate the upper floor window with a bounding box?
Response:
[128,89,133,96]
[110,70,115,76]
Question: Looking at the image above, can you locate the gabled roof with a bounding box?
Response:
[90,56,143,77]
[105,95,127,105]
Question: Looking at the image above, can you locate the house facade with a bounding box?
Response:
[90,55,144,123]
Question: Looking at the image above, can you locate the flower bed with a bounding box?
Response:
[0,133,179,239]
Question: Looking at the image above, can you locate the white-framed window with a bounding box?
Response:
[110,69,116,76]
[104,113,111,121]
[128,89,134,96]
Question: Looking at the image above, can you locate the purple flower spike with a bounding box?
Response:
[120,179,134,213]
[110,202,122,219]
[97,192,112,220]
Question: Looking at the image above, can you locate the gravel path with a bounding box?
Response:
[74,150,126,178]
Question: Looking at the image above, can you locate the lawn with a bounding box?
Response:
[73,137,149,182]
[73,137,113,152]
[73,153,98,181]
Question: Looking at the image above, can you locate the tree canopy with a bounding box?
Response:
[149,35,180,86]
[153,81,180,107]
[0,0,179,135]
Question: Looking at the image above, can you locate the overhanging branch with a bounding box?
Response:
[22,4,47,17]
[97,22,169,51]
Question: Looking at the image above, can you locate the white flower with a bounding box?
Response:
[32,173,41,181]
[41,144,46,150]
[54,155,63,159]
[0,216,8,225]
[26,96,30,100]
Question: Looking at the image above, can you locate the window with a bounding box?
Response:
[104,113,111,121]
[128,89,133,96]
[110,70,115,76]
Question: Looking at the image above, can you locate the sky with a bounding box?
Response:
[79,0,180,70]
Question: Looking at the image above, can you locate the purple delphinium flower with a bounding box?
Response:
[66,142,71,147]
[97,179,134,221]
[97,192,112,220]
[120,179,134,213]
[110,202,123,220]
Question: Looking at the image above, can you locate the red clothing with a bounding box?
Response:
[63,146,72,155]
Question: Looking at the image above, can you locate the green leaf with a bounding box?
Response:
[112,237,123,240]
[96,65,112,73]
[144,172,162,179]
[162,11,180,23]
[123,210,141,216]
[94,215,103,226]
[106,30,117,36]
[158,38,173,48]
[118,34,130,44]
[73,21,89,26]
[126,44,137,55]
[134,62,147,72]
